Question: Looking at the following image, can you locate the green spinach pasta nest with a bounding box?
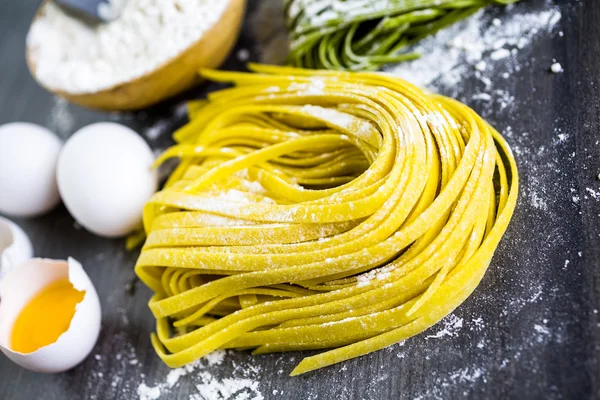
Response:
[285,0,521,71]
[136,65,518,375]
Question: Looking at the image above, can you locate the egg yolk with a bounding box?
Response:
[11,279,85,354]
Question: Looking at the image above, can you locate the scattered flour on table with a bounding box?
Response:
[191,375,263,400]
[88,309,264,400]
[137,350,263,400]
[550,62,563,73]
[237,48,251,62]
[411,312,564,400]
[28,0,230,94]
[144,119,171,141]
[533,323,551,337]
[412,367,487,400]
[88,329,144,399]
[425,314,464,340]
[47,96,75,138]
[386,4,562,99]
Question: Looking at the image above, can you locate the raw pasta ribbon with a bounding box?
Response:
[135,64,518,375]
[285,0,521,71]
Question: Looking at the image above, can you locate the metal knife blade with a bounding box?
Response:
[54,0,126,23]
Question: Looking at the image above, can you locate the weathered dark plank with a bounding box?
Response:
[0,0,598,399]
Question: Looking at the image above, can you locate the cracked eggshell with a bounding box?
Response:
[0,258,101,373]
[0,216,33,281]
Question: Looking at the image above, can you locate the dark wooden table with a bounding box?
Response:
[1,0,599,399]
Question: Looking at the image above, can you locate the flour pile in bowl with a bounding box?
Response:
[27,0,229,94]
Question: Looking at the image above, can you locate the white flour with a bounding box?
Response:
[191,374,264,400]
[27,0,229,94]
[550,62,563,73]
[386,6,562,95]
[137,350,263,400]
[425,314,464,340]
[47,96,75,138]
[144,120,170,141]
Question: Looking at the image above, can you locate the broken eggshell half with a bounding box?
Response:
[0,216,33,281]
[0,258,101,373]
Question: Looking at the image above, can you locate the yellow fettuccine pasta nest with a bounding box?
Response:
[135,64,519,376]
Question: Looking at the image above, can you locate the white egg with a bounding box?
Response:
[0,216,34,281]
[0,258,101,373]
[57,122,158,238]
[0,123,62,217]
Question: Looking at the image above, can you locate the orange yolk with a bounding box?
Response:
[10,279,85,354]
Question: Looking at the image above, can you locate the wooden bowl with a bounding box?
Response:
[26,0,246,111]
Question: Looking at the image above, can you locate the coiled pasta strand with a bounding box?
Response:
[135,64,518,375]
[285,0,521,71]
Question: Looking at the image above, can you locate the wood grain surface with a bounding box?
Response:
[0,0,598,399]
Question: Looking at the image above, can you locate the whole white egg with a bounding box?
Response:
[57,123,157,238]
[0,123,62,217]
